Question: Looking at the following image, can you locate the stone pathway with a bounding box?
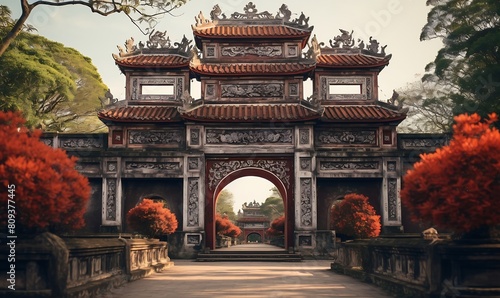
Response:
[99,260,393,297]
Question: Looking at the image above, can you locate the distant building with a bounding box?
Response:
[236,201,270,243]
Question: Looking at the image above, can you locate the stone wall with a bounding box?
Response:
[331,236,500,297]
[0,233,173,298]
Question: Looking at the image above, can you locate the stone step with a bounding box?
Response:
[196,252,303,262]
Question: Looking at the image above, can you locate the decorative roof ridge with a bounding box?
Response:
[112,31,193,61]
[192,2,313,31]
[321,101,408,115]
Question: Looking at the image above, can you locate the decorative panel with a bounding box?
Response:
[125,162,180,171]
[221,46,282,57]
[300,178,312,226]
[299,158,311,171]
[190,129,200,146]
[387,178,398,221]
[401,138,448,149]
[106,179,117,221]
[188,157,200,170]
[187,178,199,227]
[316,129,377,146]
[383,129,392,145]
[299,129,310,145]
[128,129,183,146]
[287,45,299,57]
[59,138,103,149]
[221,83,283,98]
[321,76,372,100]
[206,129,293,145]
[75,163,101,174]
[320,161,379,171]
[131,77,183,101]
[289,83,299,97]
[111,130,124,145]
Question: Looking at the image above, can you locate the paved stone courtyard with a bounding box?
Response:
[99,260,393,298]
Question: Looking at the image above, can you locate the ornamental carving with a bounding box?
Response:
[113,32,192,59]
[187,178,199,227]
[402,138,448,149]
[388,178,398,221]
[221,46,282,57]
[387,161,397,172]
[208,160,291,190]
[300,158,311,171]
[40,138,53,147]
[75,163,100,173]
[125,162,180,171]
[221,84,283,98]
[188,157,199,170]
[320,162,379,171]
[317,130,377,146]
[187,234,201,245]
[321,77,372,100]
[190,129,200,145]
[299,129,309,145]
[107,162,117,172]
[206,129,293,145]
[60,138,103,149]
[106,179,117,221]
[300,178,312,226]
[321,29,388,56]
[128,130,182,145]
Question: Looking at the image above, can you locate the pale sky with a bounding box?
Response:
[3,1,442,212]
[4,0,442,100]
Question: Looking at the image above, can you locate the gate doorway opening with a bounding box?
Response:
[205,159,294,250]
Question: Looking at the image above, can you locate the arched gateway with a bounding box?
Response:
[47,2,426,258]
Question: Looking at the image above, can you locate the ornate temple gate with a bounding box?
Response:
[205,157,295,250]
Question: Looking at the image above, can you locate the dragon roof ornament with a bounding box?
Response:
[319,29,389,57]
[112,30,193,60]
[192,2,313,30]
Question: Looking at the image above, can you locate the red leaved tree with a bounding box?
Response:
[215,213,241,238]
[401,113,500,233]
[0,111,90,232]
[126,199,178,238]
[266,215,285,237]
[330,193,381,239]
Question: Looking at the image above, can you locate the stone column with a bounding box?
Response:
[381,158,403,233]
[102,158,122,230]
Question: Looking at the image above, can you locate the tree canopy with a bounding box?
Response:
[216,189,236,221]
[0,8,108,131]
[0,111,90,232]
[0,0,188,56]
[401,113,500,233]
[421,0,500,125]
[126,198,178,237]
[259,187,284,220]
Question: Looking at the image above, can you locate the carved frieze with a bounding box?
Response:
[125,162,180,171]
[60,138,103,149]
[320,161,379,171]
[401,138,448,149]
[106,179,117,221]
[221,83,283,98]
[208,160,291,190]
[221,46,282,57]
[388,178,398,221]
[128,130,182,145]
[300,178,312,226]
[187,178,199,227]
[316,130,377,146]
[299,129,309,145]
[75,163,101,174]
[206,129,293,145]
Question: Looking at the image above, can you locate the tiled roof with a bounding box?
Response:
[190,62,315,76]
[181,104,320,122]
[321,105,406,122]
[114,55,189,69]
[193,25,311,39]
[316,54,391,68]
[98,106,181,122]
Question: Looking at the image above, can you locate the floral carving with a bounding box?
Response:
[206,129,292,145]
[60,138,103,149]
[388,179,398,221]
[300,178,312,226]
[187,178,199,227]
[221,83,283,98]
[128,130,182,145]
[320,162,379,171]
[402,138,448,149]
[125,162,180,171]
[317,130,377,145]
[106,179,117,221]
[221,46,282,57]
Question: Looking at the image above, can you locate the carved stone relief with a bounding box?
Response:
[75,163,101,173]
[107,162,117,172]
[221,83,283,98]
[206,46,216,57]
[299,129,309,145]
[316,130,377,146]
[299,235,312,246]
[221,46,282,57]
[320,161,379,171]
[289,83,299,97]
[186,234,201,245]
[205,84,215,97]
[60,138,103,149]
[387,161,397,172]
[40,138,53,147]
[187,178,199,227]
[299,158,311,171]
[208,160,291,190]
[190,129,200,145]
[106,179,117,221]
[125,162,180,171]
[287,45,298,57]
[388,178,398,221]
[128,130,182,145]
[206,129,293,145]
[402,138,448,149]
[188,157,199,170]
[300,178,312,226]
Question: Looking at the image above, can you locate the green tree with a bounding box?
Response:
[216,190,236,221]
[421,0,500,124]
[0,24,107,131]
[260,187,284,220]
[0,0,188,56]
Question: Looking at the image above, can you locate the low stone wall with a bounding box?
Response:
[0,233,173,298]
[331,236,500,298]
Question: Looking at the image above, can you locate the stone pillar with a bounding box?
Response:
[102,158,122,231]
[381,158,403,233]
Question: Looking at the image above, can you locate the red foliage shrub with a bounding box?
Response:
[401,113,500,233]
[0,112,90,232]
[127,199,178,237]
[215,213,241,237]
[266,215,285,237]
[330,193,381,239]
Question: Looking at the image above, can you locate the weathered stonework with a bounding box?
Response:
[128,130,183,145]
[221,83,283,98]
[206,129,293,145]
[387,178,398,221]
[300,178,313,227]
[187,178,199,227]
[316,130,377,146]
[221,46,282,57]
[320,161,379,171]
[125,162,180,171]
[106,179,117,221]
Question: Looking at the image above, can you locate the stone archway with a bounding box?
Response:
[205,157,294,250]
[246,232,263,243]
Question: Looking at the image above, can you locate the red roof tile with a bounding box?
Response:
[98,106,181,122]
[114,55,189,69]
[322,105,406,122]
[181,104,320,122]
[317,54,391,68]
[190,62,315,76]
[193,25,311,39]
